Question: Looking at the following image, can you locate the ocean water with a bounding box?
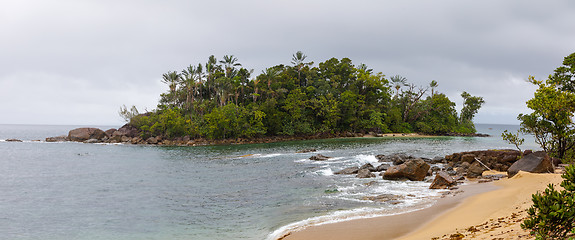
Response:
[0,124,538,240]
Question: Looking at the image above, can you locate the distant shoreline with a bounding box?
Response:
[42,126,489,146]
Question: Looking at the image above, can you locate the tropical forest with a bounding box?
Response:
[120,52,485,140]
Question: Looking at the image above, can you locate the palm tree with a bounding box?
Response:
[252,77,261,103]
[262,67,281,98]
[357,63,373,74]
[429,80,438,97]
[390,75,407,97]
[195,63,204,101]
[181,65,196,109]
[162,71,181,106]
[220,55,241,78]
[291,51,309,86]
[205,55,218,100]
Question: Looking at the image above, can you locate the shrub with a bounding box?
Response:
[522,164,575,239]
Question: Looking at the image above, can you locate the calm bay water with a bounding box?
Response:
[0,124,538,240]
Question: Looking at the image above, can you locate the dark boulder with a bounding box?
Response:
[310,154,331,161]
[461,154,476,163]
[46,135,67,142]
[429,156,446,164]
[507,151,554,177]
[376,163,390,172]
[113,124,140,138]
[376,154,387,162]
[456,162,470,176]
[383,159,431,181]
[356,169,376,178]
[146,136,158,144]
[68,128,107,142]
[467,162,486,178]
[297,148,317,153]
[104,128,117,137]
[429,171,456,189]
[359,163,376,172]
[334,166,359,175]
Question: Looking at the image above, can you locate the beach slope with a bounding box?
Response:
[279,171,563,240]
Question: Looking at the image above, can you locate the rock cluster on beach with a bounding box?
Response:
[331,149,556,191]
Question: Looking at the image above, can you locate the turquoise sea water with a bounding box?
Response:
[0,124,538,240]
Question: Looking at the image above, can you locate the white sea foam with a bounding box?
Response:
[259,153,283,158]
[355,154,378,164]
[314,168,334,176]
[266,204,432,240]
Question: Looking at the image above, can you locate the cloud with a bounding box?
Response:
[1,0,574,125]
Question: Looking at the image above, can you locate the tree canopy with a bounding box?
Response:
[124,53,484,140]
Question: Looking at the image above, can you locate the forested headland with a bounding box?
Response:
[120,52,484,141]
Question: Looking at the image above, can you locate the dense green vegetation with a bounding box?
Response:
[522,164,575,239]
[517,52,575,162]
[121,52,484,140]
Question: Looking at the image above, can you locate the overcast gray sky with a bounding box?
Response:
[1,0,574,126]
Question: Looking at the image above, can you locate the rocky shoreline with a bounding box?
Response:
[310,149,556,196]
[42,125,490,146]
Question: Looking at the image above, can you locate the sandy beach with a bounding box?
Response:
[280,171,564,240]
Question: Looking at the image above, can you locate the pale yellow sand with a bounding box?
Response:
[400,171,563,240]
[279,171,563,240]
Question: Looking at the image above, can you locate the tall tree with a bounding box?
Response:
[430,80,438,97]
[161,71,181,106]
[390,75,407,97]
[291,51,310,86]
[262,67,281,98]
[519,76,575,160]
[181,65,196,110]
[460,91,485,123]
[549,52,575,92]
[220,55,241,78]
[205,55,218,100]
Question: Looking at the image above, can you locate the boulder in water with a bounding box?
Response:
[334,166,359,175]
[359,163,376,172]
[46,135,67,142]
[310,154,331,161]
[356,169,376,178]
[296,148,317,153]
[383,159,431,181]
[68,128,106,142]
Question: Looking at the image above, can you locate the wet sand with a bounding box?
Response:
[279,171,563,240]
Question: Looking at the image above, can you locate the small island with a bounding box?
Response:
[50,52,487,145]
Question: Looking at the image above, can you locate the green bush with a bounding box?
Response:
[522,164,575,239]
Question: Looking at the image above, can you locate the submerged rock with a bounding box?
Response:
[296,148,317,153]
[310,154,331,161]
[362,194,404,203]
[356,169,376,178]
[334,166,360,175]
